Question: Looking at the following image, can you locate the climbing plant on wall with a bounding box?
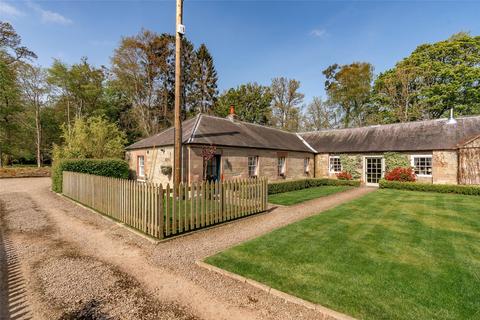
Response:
[384,152,410,171]
[339,155,362,180]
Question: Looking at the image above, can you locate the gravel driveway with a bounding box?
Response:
[0,177,373,320]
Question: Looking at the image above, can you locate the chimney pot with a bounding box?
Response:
[227,105,236,121]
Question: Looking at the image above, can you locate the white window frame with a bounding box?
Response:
[411,155,433,177]
[248,156,259,178]
[363,155,385,186]
[329,156,342,173]
[137,155,145,178]
[304,157,310,174]
[278,157,286,176]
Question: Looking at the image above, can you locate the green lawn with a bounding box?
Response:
[268,186,353,205]
[206,189,480,320]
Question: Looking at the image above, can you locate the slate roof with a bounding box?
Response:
[299,116,480,153]
[126,114,313,152]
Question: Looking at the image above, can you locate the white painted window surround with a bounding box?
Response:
[304,158,310,174]
[248,156,259,177]
[278,157,286,176]
[411,155,433,176]
[329,156,342,173]
[137,155,145,178]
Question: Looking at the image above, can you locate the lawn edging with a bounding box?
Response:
[196,260,357,320]
[379,179,480,196]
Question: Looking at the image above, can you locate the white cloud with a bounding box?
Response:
[40,9,72,25]
[310,29,328,38]
[0,2,24,17]
[28,1,72,25]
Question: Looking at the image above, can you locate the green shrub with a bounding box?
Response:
[268,178,360,195]
[379,179,480,196]
[52,159,130,193]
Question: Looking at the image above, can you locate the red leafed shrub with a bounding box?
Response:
[384,167,416,182]
[336,171,353,180]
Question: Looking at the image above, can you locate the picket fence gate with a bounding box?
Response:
[62,171,268,239]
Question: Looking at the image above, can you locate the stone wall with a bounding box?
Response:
[432,151,458,184]
[458,136,480,185]
[126,146,179,185]
[314,151,437,184]
[188,146,313,182]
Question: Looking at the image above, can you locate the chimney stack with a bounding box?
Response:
[227,105,236,122]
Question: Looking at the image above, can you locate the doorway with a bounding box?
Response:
[205,155,221,182]
[365,157,383,186]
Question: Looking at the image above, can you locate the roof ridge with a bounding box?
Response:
[299,115,480,135]
[199,113,301,136]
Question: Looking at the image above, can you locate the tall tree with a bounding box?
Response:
[322,62,373,128]
[0,58,21,166]
[302,97,339,131]
[0,21,37,63]
[47,58,105,129]
[110,29,197,137]
[17,63,50,167]
[372,33,480,122]
[0,21,36,166]
[270,77,304,132]
[190,44,218,114]
[214,83,272,124]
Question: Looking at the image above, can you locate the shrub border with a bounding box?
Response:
[268,178,360,195]
[379,179,480,196]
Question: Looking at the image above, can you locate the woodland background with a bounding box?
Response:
[1,21,479,166]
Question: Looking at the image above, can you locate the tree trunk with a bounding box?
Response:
[35,100,42,167]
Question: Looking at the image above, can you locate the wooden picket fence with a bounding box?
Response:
[62,171,268,239]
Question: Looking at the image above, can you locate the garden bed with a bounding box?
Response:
[0,167,51,178]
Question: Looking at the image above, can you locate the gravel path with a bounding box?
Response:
[0,178,374,320]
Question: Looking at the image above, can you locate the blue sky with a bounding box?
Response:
[1,0,480,103]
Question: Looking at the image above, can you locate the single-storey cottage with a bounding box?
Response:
[301,115,480,186]
[125,113,315,185]
[125,111,480,186]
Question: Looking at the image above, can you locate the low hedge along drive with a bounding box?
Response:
[52,159,130,193]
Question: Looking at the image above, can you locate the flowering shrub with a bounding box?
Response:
[336,171,353,180]
[384,167,416,182]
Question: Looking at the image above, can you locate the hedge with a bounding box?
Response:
[268,178,360,195]
[379,179,480,196]
[52,159,130,193]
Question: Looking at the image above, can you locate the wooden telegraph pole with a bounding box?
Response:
[174,0,184,187]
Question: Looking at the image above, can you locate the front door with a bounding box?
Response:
[205,155,221,182]
[365,157,383,186]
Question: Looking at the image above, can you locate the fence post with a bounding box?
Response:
[158,184,164,239]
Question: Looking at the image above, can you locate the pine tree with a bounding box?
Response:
[190,44,218,114]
